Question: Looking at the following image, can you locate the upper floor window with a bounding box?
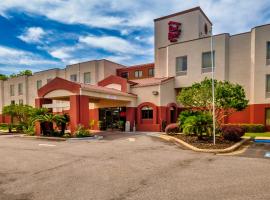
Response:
[84,72,91,84]
[121,72,128,79]
[47,78,52,83]
[135,70,143,78]
[176,56,187,76]
[267,41,270,65]
[266,75,270,97]
[70,74,77,82]
[37,80,42,90]
[148,68,154,77]
[141,106,153,119]
[202,51,215,73]
[10,84,14,96]
[18,83,23,95]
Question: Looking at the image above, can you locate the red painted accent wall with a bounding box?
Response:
[89,108,99,130]
[116,63,155,80]
[126,107,136,130]
[69,95,90,133]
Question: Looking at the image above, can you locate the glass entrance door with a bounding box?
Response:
[99,107,126,131]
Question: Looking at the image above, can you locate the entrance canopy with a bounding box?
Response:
[37,77,137,103]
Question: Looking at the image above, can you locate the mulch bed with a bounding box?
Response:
[172,134,236,149]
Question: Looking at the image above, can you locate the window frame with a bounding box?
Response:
[266,74,270,98]
[121,72,129,79]
[267,41,270,65]
[10,84,15,96]
[37,80,42,90]
[141,106,153,119]
[18,83,23,95]
[70,74,77,82]
[202,51,215,73]
[148,68,154,77]
[176,56,188,76]
[134,70,143,78]
[83,72,91,84]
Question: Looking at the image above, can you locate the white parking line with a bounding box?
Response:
[128,138,136,142]
[38,144,56,147]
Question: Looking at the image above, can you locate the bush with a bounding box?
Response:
[165,123,179,135]
[74,125,92,137]
[221,125,245,142]
[222,124,265,133]
[181,112,213,139]
[0,123,8,130]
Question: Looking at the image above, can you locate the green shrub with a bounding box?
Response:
[74,125,92,138]
[222,124,265,133]
[0,123,8,130]
[181,112,213,139]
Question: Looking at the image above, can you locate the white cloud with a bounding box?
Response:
[0,45,60,72]
[18,27,46,43]
[0,0,269,34]
[79,35,145,55]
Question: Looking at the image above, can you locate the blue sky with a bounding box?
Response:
[0,0,269,75]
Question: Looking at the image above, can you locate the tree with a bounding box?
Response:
[2,104,17,132]
[9,70,33,78]
[0,74,8,81]
[177,78,249,127]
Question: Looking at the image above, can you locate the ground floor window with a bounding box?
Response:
[266,108,270,126]
[141,106,153,119]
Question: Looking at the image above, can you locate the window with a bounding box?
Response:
[176,56,187,76]
[202,51,215,73]
[267,42,270,65]
[266,108,270,126]
[70,74,77,82]
[148,68,154,77]
[19,99,23,105]
[10,85,14,96]
[141,106,153,119]
[84,72,91,84]
[266,75,270,97]
[11,100,15,105]
[121,72,128,79]
[135,70,143,78]
[37,80,42,90]
[18,83,23,95]
[47,78,52,83]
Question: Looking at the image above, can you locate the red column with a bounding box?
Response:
[69,95,90,133]
[126,107,136,130]
[35,98,52,135]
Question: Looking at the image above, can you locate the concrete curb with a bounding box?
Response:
[157,134,251,154]
[20,135,67,141]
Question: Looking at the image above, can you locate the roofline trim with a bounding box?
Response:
[154,6,212,25]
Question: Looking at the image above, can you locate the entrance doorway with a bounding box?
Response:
[99,107,126,131]
[170,107,177,123]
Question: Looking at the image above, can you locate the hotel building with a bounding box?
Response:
[0,7,270,132]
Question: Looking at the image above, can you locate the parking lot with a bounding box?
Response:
[0,133,270,200]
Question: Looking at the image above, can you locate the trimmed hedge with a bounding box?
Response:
[165,123,179,135]
[222,124,265,133]
[221,125,245,142]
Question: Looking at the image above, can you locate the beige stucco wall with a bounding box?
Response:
[228,32,251,100]
[159,79,177,106]
[130,85,160,106]
[250,25,270,104]
[163,34,228,88]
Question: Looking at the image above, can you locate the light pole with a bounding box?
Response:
[210,25,216,145]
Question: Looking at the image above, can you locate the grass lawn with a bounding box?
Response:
[245,132,270,138]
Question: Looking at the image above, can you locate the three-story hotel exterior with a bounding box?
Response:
[1,7,270,133]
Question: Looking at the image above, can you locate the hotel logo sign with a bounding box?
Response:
[168,21,181,42]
